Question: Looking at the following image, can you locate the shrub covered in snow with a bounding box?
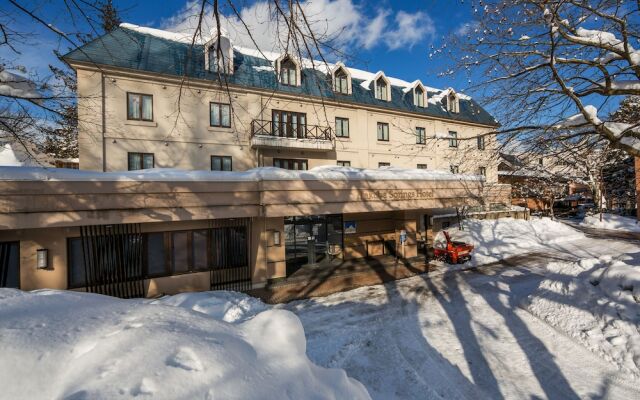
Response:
[0,289,370,400]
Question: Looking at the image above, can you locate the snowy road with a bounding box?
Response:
[283,236,640,399]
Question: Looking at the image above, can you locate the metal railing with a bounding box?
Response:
[251,119,333,141]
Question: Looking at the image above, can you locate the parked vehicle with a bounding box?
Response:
[433,231,474,264]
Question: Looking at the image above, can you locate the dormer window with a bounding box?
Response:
[446,91,460,113]
[204,34,233,74]
[208,45,221,72]
[375,78,388,101]
[334,68,349,94]
[414,86,425,107]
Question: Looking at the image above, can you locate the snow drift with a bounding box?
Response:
[580,213,640,233]
[0,289,370,400]
[524,256,640,376]
[446,217,585,267]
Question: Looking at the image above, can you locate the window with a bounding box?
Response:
[337,160,351,167]
[274,158,308,170]
[128,152,154,170]
[127,93,153,121]
[146,232,166,276]
[446,93,459,113]
[335,117,349,138]
[334,68,349,94]
[280,58,297,86]
[377,122,389,141]
[378,162,391,168]
[0,241,19,288]
[416,127,426,144]
[448,131,458,148]
[479,167,486,177]
[414,87,425,107]
[272,110,306,138]
[539,158,544,166]
[67,238,86,288]
[208,45,220,72]
[417,164,427,169]
[210,103,231,127]
[211,156,232,171]
[375,78,388,101]
[477,135,485,150]
[450,165,459,174]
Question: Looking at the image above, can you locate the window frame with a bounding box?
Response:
[334,68,349,95]
[375,78,388,101]
[448,131,458,148]
[417,164,427,169]
[211,155,232,171]
[416,127,426,145]
[479,166,487,177]
[280,59,298,86]
[210,102,232,128]
[126,92,153,122]
[337,160,351,167]
[273,158,308,170]
[450,165,459,174]
[377,122,389,141]
[335,117,350,138]
[378,162,391,168]
[127,152,155,171]
[414,87,425,107]
[477,135,485,150]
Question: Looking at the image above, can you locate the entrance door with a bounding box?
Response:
[0,241,19,288]
[284,214,343,275]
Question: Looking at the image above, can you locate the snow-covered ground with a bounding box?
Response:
[0,289,369,400]
[580,213,640,232]
[1,217,639,399]
[283,222,640,399]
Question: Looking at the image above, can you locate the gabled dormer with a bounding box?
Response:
[365,71,391,102]
[445,88,460,113]
[275,54,301,86]
[204,29,233,74]
[330,62,352,95]
[403,80,427,108]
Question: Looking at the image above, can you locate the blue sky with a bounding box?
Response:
[4,0,475,93]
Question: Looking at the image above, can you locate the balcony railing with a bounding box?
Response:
[250,119,335,151]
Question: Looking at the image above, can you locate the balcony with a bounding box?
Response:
[251,119,335,152]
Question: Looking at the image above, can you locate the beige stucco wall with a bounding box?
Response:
[75,66,499,182]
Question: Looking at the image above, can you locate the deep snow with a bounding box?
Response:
[580,213,640,233]
[0,289,369,400]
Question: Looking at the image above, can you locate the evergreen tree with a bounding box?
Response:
[99,0,122,34]
[42,1,121,161]
[610,96,640,124]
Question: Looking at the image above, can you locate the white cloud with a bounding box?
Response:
[384,11,435,50]
[161,0,435,55]
[454,21,479,37]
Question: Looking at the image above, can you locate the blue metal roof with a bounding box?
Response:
[64,27,498,127]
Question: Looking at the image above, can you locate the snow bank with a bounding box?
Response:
[580,213,640,233]
[0,164,483,182]
[0,143,23,166]
[524,256,640,376]
[445,217,585,267]
[0,289,370,400]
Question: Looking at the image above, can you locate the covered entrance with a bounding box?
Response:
[284,214,343,275]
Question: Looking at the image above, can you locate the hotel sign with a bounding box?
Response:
[360,189,434,202]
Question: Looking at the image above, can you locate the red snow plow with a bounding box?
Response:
[433,231,474,264]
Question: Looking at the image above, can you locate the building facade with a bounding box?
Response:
[0,25,513,298]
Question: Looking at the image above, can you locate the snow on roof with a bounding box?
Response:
[553,105,602,128]
[0,70,41,102]
[0,165,484,182]
[118,23,465,97]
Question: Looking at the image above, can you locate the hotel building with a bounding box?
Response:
[0,25,515,300]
